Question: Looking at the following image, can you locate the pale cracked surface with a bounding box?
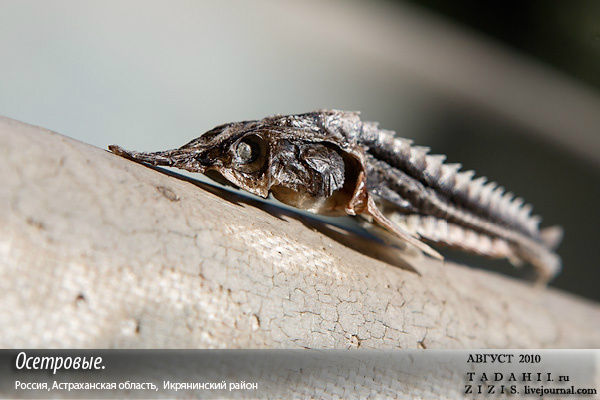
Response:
[0,115,599,349]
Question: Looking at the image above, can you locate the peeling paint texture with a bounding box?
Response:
[0,116,598,349]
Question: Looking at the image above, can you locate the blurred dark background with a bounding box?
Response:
[0,0,598,300]
[405,0,600,90]
[401,0,600,299]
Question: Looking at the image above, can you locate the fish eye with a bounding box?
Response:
[233,134,266,172]
[236,140,258,164]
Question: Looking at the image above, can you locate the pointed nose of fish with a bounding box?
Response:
[108,145,208,172]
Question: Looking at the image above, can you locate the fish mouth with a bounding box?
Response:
[108,145,207,173]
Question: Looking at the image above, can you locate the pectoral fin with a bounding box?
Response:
[365,196,443,260]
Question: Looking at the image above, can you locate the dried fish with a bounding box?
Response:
[109,110,562,282]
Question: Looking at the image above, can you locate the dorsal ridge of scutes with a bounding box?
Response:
[369,128,543,237]
[434,156,541,237]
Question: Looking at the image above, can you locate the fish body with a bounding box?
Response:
[109,110,562,282]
